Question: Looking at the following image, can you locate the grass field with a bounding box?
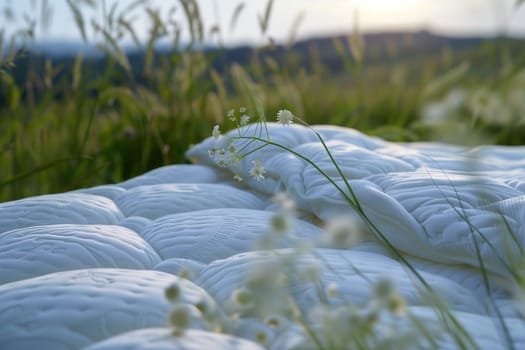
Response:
[1,0,524,202]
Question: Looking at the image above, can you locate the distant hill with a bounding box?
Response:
[3,30,520,96]
[12,30,490,59]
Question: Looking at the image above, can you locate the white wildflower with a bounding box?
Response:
[233,174,243,182]
[209,142,242,168]
[387,294,406,316]
[227,109,235,121]
[270,212,293,234]
[264,315,284,328]
[276,109,294,126]
[232,287,254,309]
[165,282,181,302]
[374,278,395,301]
[178,267,194,280]
[168,303,191,333]
[299,261,321,282]
[240,114,251,126]
[322,215,362,248]
[215,158,228,168]
[208,146,218,158]
[194,299,209,316]
[374,278,406,316]
[227,143,237,154]
[326,282,338,298]
[239,106,247,113]
[212,125,221,141]
[249,159,266,181]
[255,330,268,345]
[272,192,295,212]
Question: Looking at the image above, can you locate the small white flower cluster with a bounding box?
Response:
[208,142,241,169]
[165,280,222,336]
[219,194,434,349]
[227,107,251,126]
[209,108,296,183]
[295,279,418,350]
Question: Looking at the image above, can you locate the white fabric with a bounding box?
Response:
[0,269,216,349]
[0,224,161,284]
[83,328,265,350]
[196,248,489,314]
[187,123,525,278]
[0,193,124,234]
[114,183,268,219]
[0,124,523,349]
[140,208,322,262]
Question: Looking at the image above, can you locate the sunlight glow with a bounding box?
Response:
[2,0,525,46]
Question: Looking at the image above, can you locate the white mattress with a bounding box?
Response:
[1,123,524,349]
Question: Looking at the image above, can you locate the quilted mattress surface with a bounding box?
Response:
[1,123,524,349]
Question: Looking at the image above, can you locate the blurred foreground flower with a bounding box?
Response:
[322,215,362,248]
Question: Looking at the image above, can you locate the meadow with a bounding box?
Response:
[1,0,524,202]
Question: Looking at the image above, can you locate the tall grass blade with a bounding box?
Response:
[349,9,364,67]
[423,62,470,97]
[258,0,274,35]
[180,0,204,45]
[210,68,227,104]
[118,17,141,47]
[107,1,119,32]
[39,0,52,33]
[0,31,4,67]
[123,0,149,13]
[72,54,83,91]
[144,8,166,76]
[229,2,245,32]
[286,10,305,48]
[93,21,131,72]
[66,0,88,42]
[0,157,89,189]
[7,35,18,63]
[332,36,353,71]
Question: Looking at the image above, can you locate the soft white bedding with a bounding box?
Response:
[1,123,524,349]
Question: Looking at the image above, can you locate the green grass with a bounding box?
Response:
[0,0,524,203]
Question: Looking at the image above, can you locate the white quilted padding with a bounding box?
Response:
[196,248,489,315]
[0,269,217,350]
[83,328,265,350]
[0,224,161,284]
[73,185,127,200]
[187,123,525,277]
[140,208,322,262]
[1,123,525,349]
[114,183,267,219]
[0,193,124,234]
[117,164,230,189]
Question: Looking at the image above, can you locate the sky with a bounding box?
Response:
[3,0,525,47]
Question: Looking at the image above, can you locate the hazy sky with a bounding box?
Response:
[3,0,525,46]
